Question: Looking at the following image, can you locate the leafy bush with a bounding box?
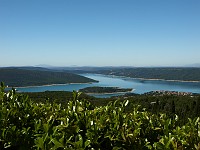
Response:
[0,82,200,149]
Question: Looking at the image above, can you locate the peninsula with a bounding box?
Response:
[79,86,133,94]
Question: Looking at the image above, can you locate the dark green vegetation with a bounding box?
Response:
[79,86,133,94]
[120,94,200,125]
[85,67,200,82]
[104,67,200,81]
[1,84,200,149]
[25,91,97,106]
[26,90,200,125]
[0,68,98,87]
[9,66,200,82]
[2,66,200,83]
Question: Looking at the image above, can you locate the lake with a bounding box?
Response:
[16,73,200,98]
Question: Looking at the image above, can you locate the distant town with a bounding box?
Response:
[145,90,194,96]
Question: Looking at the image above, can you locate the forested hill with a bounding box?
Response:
[92,67,200,82]
[0,68,98,87]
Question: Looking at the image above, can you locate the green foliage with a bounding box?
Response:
[0,82,200,149]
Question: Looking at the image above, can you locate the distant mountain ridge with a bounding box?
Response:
[185,63,200,68]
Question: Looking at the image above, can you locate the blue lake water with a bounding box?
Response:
[16,74,200,98]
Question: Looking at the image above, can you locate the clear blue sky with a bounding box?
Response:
[0,0,200,67]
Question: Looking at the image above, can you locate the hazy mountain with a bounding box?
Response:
[185,63,200,67]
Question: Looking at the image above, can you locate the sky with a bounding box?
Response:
[0,0,200,67]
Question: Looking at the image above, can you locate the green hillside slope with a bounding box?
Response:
[0,68,98,87]
[94,67,200,81]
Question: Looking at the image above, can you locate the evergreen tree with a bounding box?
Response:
[171,100,176,114]
[195,96,200,116]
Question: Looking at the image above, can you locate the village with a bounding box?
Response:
[145,90,193,96]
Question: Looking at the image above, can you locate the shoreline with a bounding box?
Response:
[5,73,200,91]
[90,73,200,83]
[6,82,94,88]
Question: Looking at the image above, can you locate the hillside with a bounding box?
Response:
[48,66,200,82]
[0,68,98,87]
[92,67,200,82]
